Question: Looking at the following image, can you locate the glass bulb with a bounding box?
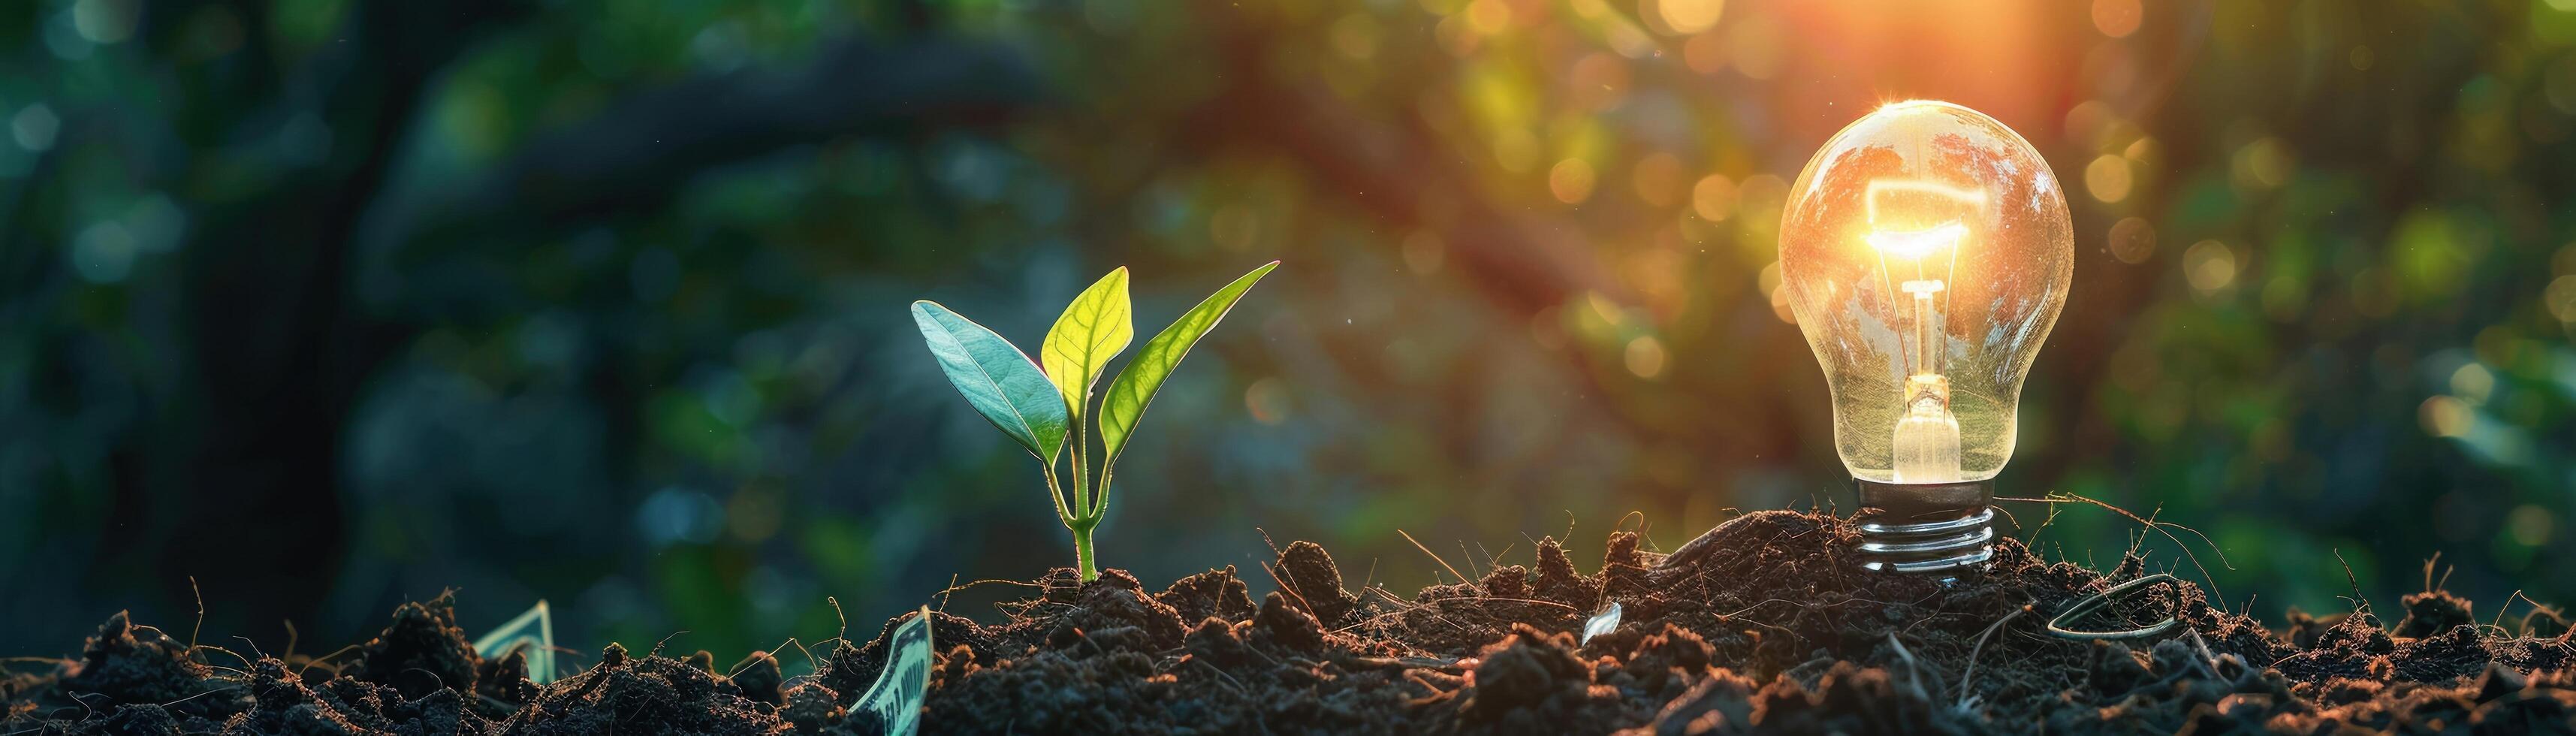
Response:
[1778,101,2071,485]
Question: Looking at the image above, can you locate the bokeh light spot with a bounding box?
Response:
[1624,336,1667,379]
[2084,154,2132,204]
[1401,231,1446,275]
[2063,101,2112,143]
[1759,261,1795,323]
[1466,0,1511,35]
[2108,216,2156,264]
[1725,16,1783,80]
[1632,152,1686,207]
[73,0,140,44]
[1244,377,1291,424]
[2451,363,2496,405]
[1435,14,1479,56]
[13,104,59,152]
[637,487,725,547]
[2510,505,2556,547]
[1658,0,1724,35]
[2182,240,2237,292]
[71,222,137,283]
[1330,13,1380,60]
[1529,306,1568,350]
[1682,32,1726,74]
[1570,53,1631,111]
[2549,57,2576,114]
[2232,137,2293,189]
[2125,136,2158,164]
[1549,158,1597,204]
[2546,274,2576,322]
[2349,46,2374,71]
[2091,0,2141,38]
[1691,173,1737,221]
[2421,395,2472,438]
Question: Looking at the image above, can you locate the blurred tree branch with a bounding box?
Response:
[438,37,1043,231]
[1175,37,1626,318]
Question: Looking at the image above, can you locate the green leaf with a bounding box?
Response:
[1039,267,1133,422]
[1098,261,1278,467]
[910,300,1068,463]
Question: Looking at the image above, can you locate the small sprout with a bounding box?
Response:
[912,261,1278,579]
[849,606,934,734]
[471,600,557,684]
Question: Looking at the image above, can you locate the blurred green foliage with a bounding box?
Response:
[2,0,2574,664]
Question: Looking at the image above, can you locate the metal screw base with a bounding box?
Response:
[1854,478,1995,575]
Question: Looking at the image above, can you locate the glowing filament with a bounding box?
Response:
[1866,222,1969,261]
[1862,179,1983,484]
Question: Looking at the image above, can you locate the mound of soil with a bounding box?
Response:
[8,510,2576,734]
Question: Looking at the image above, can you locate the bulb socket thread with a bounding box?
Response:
[1852,478,1995,575]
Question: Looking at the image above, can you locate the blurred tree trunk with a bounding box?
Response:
[124,0,526,644]
[119,1,1040,640]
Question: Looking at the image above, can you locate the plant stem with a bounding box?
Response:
[1092,469,1114,519]
[1070,521,1099,581]
[1070,421,1091,530]
[1041,458,1072,523]
[1069,401,1097,578]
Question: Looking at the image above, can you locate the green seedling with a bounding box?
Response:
[911,261,1278,581]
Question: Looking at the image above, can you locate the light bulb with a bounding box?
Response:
[1778,101,2073,574]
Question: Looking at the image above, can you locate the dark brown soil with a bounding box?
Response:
[9,510,2576,734]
